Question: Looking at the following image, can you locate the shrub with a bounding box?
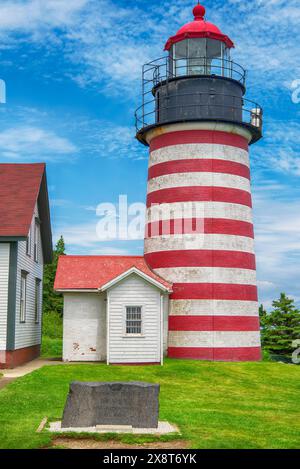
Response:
[41,337,62,359]
[42,311,63,339]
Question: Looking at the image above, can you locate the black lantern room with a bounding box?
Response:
[135,2,263,145]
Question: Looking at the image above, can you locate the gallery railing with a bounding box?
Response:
[135,91,263,133]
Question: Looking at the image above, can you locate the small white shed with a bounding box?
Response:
[55,256,172,364]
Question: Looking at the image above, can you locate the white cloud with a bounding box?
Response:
[53,220,143,256]
[0,106,145,162]
[57,0,300,95]
[0,125,77,161]
[252,120,300,177]
[257,280,276,291]
[77,120,146,160]
[222,0,300,91]
[0,0,88,31]
[0,0,297,96]
[253,185,300,305]
[50,198,71,207]
[87,247,134,256]
[53,221,101,248]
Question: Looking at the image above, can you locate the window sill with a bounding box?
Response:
[122,334,145,338]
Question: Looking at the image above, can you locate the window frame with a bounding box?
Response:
[26,225,31,257]
[34,218,40,263]
[35,278,41,324]
[20,271,28,323]
[124,305,143,336]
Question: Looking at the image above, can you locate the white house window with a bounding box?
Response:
[26,226,31,256]
[126,306,142,334]
[34,219,39,263]
[20,271,27,323]
[35,279,41,323]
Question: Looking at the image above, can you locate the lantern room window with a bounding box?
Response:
[169,38,230,77]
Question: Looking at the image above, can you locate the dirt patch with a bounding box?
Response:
[51,437,188,449]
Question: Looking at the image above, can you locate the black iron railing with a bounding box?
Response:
[135,90,263,133]
[143,56,246,87]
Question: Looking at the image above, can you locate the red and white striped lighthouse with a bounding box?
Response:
[136,3,263,361]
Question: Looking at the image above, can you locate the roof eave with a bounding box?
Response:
[99,267,172,293]
[164,31,234,51]
[55,288,99,293]
[37,167,53,264]
[0,235,27,241]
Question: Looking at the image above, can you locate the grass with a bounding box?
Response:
[41,337,62,358]
[41,311,63,358]
[0,360,299,449]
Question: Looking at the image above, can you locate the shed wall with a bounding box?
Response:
[63,292,106,362]
[108,274,161,363]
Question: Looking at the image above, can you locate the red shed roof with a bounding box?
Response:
[0,163,53,262]
[54,255,172,291]
[164,3,234,50]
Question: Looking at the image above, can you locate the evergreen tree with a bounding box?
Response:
[259,303,268,346]
[43,236,66,315]
[261,293,300,355]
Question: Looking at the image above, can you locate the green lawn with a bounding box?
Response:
[0,360,299,449]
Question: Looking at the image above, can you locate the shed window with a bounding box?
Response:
[20,271,27,323]
[35,279,41,324]
[125,306,142,334]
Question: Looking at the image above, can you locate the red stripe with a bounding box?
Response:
[148,159,250,180]
[167,347,261,361]
[170,283,258,301]
[169,315,260,331]
[150,130,249,152]
[146,187,252,208]
[145,218,254,238]
[145,250,256,270]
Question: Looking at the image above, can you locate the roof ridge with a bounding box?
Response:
[0,162,46,167]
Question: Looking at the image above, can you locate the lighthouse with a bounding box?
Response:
[136,2,263,361]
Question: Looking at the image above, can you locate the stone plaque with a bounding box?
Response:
[62,381,160,429]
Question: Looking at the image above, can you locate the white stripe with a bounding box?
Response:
[144,233,255,254]
[169,299,259,316]
[147,172,251,194]
[147,202,253,223]
[168,331,261,348]
[155,267,257,285]
[149,143,249,168]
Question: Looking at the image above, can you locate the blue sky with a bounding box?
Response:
[0,0,299,309]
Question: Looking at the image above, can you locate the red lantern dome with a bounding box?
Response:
[164,2,234,51]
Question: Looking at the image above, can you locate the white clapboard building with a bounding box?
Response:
[0,163,52,368]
